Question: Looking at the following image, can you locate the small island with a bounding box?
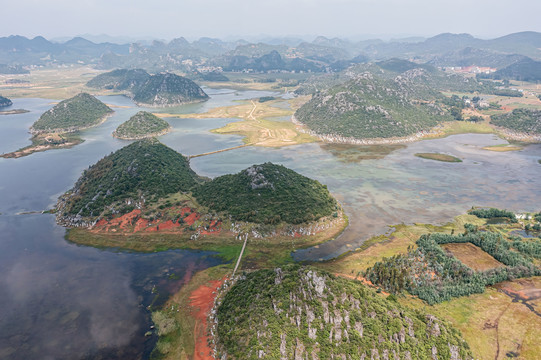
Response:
[0,95,13,108]
[113,111,171,140]
[415,152,462,162]
[31,93,112,134]
[0,109,29,115]
[1,93,113,158]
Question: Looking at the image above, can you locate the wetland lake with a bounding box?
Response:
[1,88,540,359]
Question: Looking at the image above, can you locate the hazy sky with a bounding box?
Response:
[2,0,541,41]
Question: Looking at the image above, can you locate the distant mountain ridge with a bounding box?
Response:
[2,31,541,71]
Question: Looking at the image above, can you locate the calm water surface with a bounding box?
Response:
[1,89,540,358]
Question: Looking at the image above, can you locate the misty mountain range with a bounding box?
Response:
[1,31,540,77]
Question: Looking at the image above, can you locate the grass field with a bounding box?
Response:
[0,66,111,99]
[401,277,541,360]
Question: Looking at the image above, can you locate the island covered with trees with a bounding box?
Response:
[30,93,112,134]
[87,69,209,107]
[193,162,337,224]
[113,111,171,140]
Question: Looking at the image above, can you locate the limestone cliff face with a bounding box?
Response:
[216,265,473,360]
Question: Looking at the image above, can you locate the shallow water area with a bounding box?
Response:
[1,89,541,358]
[190,133,541,261]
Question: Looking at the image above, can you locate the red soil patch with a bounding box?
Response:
[157,220,182,231]
[184,212,200,226]
[497,280,541,301]
[134,218,150,232]
[200,221,222,236]
[189,278,226,360]
[91,209,141,232]
[337,273,390,296]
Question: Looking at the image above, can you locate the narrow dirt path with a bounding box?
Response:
[249,100,257,120]
[493,303,511,360]
[189,278,225,360]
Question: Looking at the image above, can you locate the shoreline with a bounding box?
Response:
[0,109,29,115]
[134,98,209,108]
[29,112,113,136]
[2,113,113,159]
[112,126,172,140]
[1,138,83,159]
[291,115,541,146]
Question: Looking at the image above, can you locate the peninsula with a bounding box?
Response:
[1,93,113,158]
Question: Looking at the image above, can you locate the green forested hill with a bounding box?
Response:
[87,70,209,107]
[0,95,12,107]
[132,72,209,107]
[193,163,337,224]
[86,68,151,91]
[217,265,473,360]
[113,111,171,139]
[57,138,203,220]
[30,93,113,133]
[491,108,541,135]
[295,69,452,140]
[57,147,338,226]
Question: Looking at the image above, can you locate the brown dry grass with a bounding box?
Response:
[402,277,541,360]
[442,243,504,271]
[0,66,113,99]
[158,97,316,147]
